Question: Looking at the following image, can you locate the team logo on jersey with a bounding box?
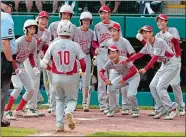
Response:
[8,29,12,35]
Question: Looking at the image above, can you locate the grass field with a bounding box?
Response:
[87,131,186,136]
[1,127,39,136]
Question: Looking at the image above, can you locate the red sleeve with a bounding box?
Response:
[42,45,48,55]
[79,58,86,72]
[144,55,158,71]
[29,54,36,67]
[99,68,107,81]
[126,52,144,62]
[141,39,146,46]
[46,64,51,71]
[12,60,18,70]
[171,38,181,57]
[122,66,137,81]
[92,40,99,49]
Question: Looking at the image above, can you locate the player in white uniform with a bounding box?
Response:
[4,19,39,119]
[73,11,94,112]
[121,25,178,120]
[92,5,120,112]
[48,4,76,115]
[136,14,185,117]
[24,11,51,116]
[40,20,86,132]
[99,45,140,117]
[104,23,136,115]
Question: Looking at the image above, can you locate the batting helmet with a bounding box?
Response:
[59,4,74,18]
[57,20,72,36]
[23,19,38,34]
[80,11,93,25]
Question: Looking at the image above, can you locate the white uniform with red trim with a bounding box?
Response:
[73,27,94,105]
[42,38,85,128]
[140,37,178,113]
[11,36,37,102]
[93,20,118,110]
[155,27,185,109]
[107,37,135,111]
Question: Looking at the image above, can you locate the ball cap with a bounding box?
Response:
[99,5,111,13]
[108,23,120,31]
[38,11,49,18]
[156,14,168,21]
[139,25,153,34]
[108,45,119,52]
[1,1,15,11]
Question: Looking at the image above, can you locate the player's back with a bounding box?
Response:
[49,38,81,73]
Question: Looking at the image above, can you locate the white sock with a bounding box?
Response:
[145,2,154,14]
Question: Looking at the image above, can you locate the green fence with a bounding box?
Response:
[12,15,186,38]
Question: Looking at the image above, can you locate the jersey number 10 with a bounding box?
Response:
[58,50,70,65]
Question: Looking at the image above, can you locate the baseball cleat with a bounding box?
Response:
[121,109,129,115]
[153,110,166,119]
[83,104,89,112]
[47,108,52,113]
[55,127,64,132]
[25,109,39,117]
[35,110,45,116]
[132,111,139,118]
[176,108,185,116]
[4,111,16,120]
[66,113,75,130]
[164,109,177,120]
[103,108,110,114]
[14,110,31,118]
[106,108,120,117]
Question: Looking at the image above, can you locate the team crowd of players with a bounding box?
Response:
[2,3,185,132]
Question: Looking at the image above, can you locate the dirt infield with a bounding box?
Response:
[9,109,185,136]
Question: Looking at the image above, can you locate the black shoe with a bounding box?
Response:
[1,120,10,127]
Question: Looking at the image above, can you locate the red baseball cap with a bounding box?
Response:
[156,14,168,21]
[99,5,111,13]
[139,25,153,33]
[108,23,120,31]
[108,45,119,52]
[38,11,49,19]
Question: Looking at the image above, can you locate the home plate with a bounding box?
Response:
[75,118,98,121]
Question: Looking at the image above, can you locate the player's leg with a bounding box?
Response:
[157,61,179,120]
[121,86,131,115]
[170,59,185,116]
[4,75,23,120]
[112,1,121,13]
[25,1,33,12]
[82,55,91,112]
[14,1,20,12]
[96,55,108,111]
[35,0,42,12]
[126,74,140,118]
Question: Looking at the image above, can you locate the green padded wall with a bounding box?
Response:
[12,15,35,36]
[125,17,186,38]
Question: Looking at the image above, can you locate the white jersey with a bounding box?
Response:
[103,56,133,76]
[44,38,85,73]
[93,20,118,47]
[48,21,76,41]
[73,27,94,54]
[140,37,174,62]
[33,28,51,52]
[107,37,135,57]
[14,36,37,63]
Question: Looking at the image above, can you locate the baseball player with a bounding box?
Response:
[104,23,136,115]
[4,19,39,119]
[24,11,51,116]
[48,4,76,115]
[136,14,185,116]
[99,45,140,117]
[40,20,86,132]
[121,25,178,120]
[92,5,120,112]
[73,11,94,112]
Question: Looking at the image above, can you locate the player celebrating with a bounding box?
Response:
[99,45,140,117]
[121,25,178,120]
[104,23,136,115]
[73,11,94,112]
[24,11,51,116]
[92,5,119,112]
[40,20,86,132]
[4,19,38,119]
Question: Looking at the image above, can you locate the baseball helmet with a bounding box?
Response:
[23,19,38,34]
[79,11,93,25]
[59,4,74,18]
[57,20,72,36]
